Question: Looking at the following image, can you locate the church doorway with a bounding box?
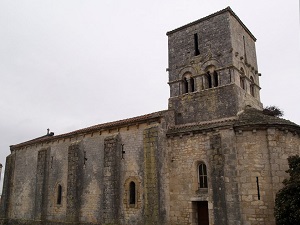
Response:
[197,201,209,225]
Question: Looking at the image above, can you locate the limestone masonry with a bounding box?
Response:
[1,7,299,225]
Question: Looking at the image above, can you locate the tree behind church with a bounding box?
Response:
[274,155,300,224]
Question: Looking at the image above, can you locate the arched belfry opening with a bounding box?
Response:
[182,73,195,94]
[204,66,219,89]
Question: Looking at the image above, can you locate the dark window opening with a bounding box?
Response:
[183,77,189,94]
[57,184,62,205]
[194,33,200,56]
[213,71,218,87]
[256,177,260,200]
[198,164,208,188]
[250,76,255,97]
[183,76,195,93]
[240,77,245,90]
[129,181,136,205]
[190,77,195,92]
[206,72,212,89]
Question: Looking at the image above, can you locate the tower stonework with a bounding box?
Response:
[0,7,300,225]
[167,8,262,125]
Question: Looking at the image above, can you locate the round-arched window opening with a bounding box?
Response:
[182,73,195,93]
[129,181,136,205]
[198,163,208,189]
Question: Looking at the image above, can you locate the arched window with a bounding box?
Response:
[129,181,136,205]
[213,71,219,87]
[250,76,255,97]
[182,74,195,93]
[57,184,62,205]
[198,164,208,189]
[206,72,212,89]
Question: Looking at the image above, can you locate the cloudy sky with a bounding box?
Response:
[0,0,299,187]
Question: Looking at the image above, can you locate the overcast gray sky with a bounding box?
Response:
[0,0,299,188]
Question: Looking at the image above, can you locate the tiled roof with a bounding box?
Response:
[11,110,167,149]
[11,108,300,149]
[166,108,300,136]
[167,117,236,135]
[234,108,300,130]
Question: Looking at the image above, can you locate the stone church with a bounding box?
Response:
[0,7,299,225]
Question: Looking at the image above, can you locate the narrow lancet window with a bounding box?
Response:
[240,68,245,90]
[194,33,200,56]
[256,177,260,200]
[57,184,62,205]
[250,76,255,97]
[243,35,247,62]
[129,181,136,205]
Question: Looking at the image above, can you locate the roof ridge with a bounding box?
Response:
[11,110,167,149]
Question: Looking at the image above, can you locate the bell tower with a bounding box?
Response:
[166,7,263,125]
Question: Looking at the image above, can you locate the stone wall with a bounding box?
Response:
[166,128,242,225]
[167,11,232,87]
[10,146,38,219]
[168,80,262,126]
[0,154,16,220]
[102,135,120,224]
[66,141,84,223]
[0,121,167,225]
[0,7,299,225]
[167,8,262,121]
[235,128,300,225]
[167,132,209,225]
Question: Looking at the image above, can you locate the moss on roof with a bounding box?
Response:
[234,108,299,128]
[167,108,300,136]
